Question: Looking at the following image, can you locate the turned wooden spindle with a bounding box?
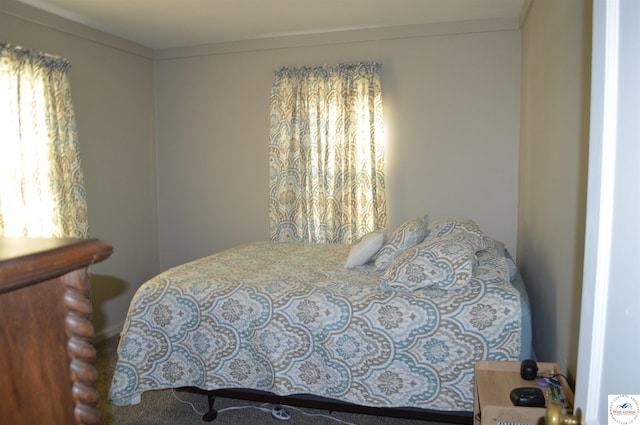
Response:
[0,237,112,425]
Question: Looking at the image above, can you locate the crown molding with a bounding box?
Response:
[154,17,520,61]
[0,0,153,59]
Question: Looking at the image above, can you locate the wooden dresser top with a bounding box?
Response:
[0,237,113,294]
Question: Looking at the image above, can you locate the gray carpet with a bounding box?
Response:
[96,336,465,425]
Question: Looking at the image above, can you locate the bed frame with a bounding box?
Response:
[181,387,473,423]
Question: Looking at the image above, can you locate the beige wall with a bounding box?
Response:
[1,1,523,340]
[0,0,599,386]
[155,22,522,269]
[0,1,160,339]
[518,0,592,379]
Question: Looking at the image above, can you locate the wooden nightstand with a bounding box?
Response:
[474,360,574,425]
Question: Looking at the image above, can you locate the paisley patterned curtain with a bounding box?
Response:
[269,63,386,244]
[0,42,88,238]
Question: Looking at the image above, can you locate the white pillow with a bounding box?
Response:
[345,230,385,268]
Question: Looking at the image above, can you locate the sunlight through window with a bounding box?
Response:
[0,75,55,237]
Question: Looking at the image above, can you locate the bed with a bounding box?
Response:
[108,215,532,422]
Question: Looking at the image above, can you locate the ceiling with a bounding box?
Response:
[15,0,525,50]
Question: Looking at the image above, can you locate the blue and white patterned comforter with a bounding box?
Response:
[109,242,523,411]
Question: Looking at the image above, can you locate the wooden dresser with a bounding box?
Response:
[0,237,113,425]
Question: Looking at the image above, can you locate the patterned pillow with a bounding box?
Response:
[345,230,386,268]
[425,216,485,248]
[374,214,429,271]
[382,233,480,291]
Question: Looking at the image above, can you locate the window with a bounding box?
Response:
[0,42,88,238]
[269,63,386,244]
